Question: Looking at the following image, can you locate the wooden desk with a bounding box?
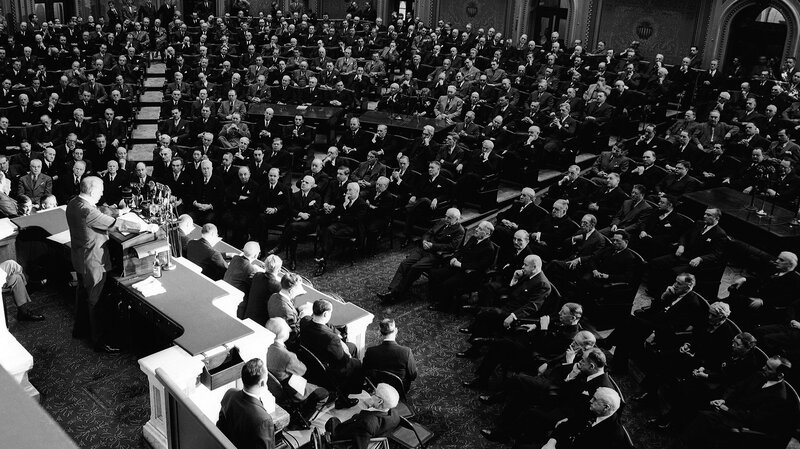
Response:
[358,110,455,137]
[681,187,800,254]
[115,258,253,356]
[247,103,345,142]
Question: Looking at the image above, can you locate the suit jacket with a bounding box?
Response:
[655,173,703,197]
[257,182,291,216]
[186,238,227,281]
[267,341,307,383]
[216,99,248,119]
[508,271,554,319]
[243,273,281,323]
[610,198,652,232]
[412,174,450,202]
[547,177,595,206]
[299,318,351,369]
[623,164,667,192]
[434,95,464,120]
[679,222,728,264]
[588,247,639,284]
[17,173,52,203]
[363,340,417,388]
[497,202,546,232]
[65,195,117,275]
[97,119,127,145]
[550,412,628,449]
[564,229,607,262]
[216,389,275,449]
[159,117,191,143]
[329,409,401,449]
[223,255,259,298]
[422,220,466,258]
[100,170,129,206]
[352,161,386,187]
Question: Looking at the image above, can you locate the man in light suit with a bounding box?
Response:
[186,223,229,281]
[434,85,464,121]
[217,89,248,121]
[17,158,52,204]
[217,358,276,449]
[66,176,158,351]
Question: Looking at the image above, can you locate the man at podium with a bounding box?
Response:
[66,176,159,352]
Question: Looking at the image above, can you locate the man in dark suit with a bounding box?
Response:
[402,161,451,241]
[574,229,640,301]
[602,272,709,372]
[648,208,728,294]
[97,108,127,148]
[631,194,690,260]
[680,356,795,449]
[652,160,703,199]
[66,176,158,351]
[428,221,496,310]
[572,173,628,227]
[216,358,276,449]
[363,319,418,390]
[272,175,321,270]
[257,167,291,249]
[727,251,800,327]
[363,176,396,251]
[324,382,401,449]
[541,165,595,210]
[186,223,229,281]
[544,214,607,292]
[189,160,225,225]
[299,299,364,409]
[528,199,580,261]
[623,151,667,193]
[223,242,263,300]
[533,387,627,449]
[599,184,652,237]
[158,107,191,145]
[99,160,129,206]
[378,208,465,304]
[454,139,501,208]
[315,182,368,276]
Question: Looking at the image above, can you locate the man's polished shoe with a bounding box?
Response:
[458,327,472,335]
[313,260,327,277]
[17,309,45,321]
[462,377,488,389]
[95,344,122,354]
[334,397,359,409]
[377,291,394,302]
[480,429,510,444]
[479,393,503,404]
[456,347,480,359]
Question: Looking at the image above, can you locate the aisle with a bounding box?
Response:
[128,62,166,165]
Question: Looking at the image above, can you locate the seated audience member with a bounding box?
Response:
[188,159,225,225]
[363,176,396,251]
[223,241,263,300]
[299,299,364,409]
[351,151,386,195]
[767,159,800,208]
[0,259,45,321]
[257,168,291,248]
[586,141,631,184]
[694,143,737,188]
[727,251,800,327]
[324,383,401,449]
[602,273,709,373]
[314,182,367,277]
[527,199,580,261]
[647,207,728,294]
[240,255,282,322]
[572,172,627,227]
[478,230,534,303]
[479,348,615,445]
[543,214,607,292]
[599,184,652,237]
[571,229,639,302]
[679,356,796,449]
[216,358,275,449]
[264,318,329,423]
[538,387,627,449]
[267,273,310,335]
[463,302,584,389]
[402,161,450,242]
[492,188,545,249]
[541,165,594,211]
[454,139,501,208]
[363,318,418,390]
[428,220,496,310]
[186,223,229,281]
[623,150,666,193]
[377,208,465,304]
[222,166,260,248]
[17,158,53,204]
[272,175,320,270]
[652,160,703,199]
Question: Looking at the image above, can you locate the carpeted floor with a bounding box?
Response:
[7,237,733,449]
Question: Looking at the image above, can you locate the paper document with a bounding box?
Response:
[132,276,166,297]
[117,212,149,235]
[288,374,307,395]
[0,218,17,240]
[47,230,71,244]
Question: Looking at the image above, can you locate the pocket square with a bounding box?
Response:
[278,191,283,195]
[706,238,711,242]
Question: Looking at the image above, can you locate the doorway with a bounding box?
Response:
[529,0,568,45]
[33,0,73,23]
[725,5,788,73]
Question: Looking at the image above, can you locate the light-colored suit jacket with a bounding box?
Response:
[17,173,52,203]
[216,99,248,120]
[65,195,117,275]
[435,95,464,120]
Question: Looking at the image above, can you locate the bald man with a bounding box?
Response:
[727,251,800,327]
[223,241,264,298]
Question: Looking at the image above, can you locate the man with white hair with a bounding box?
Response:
[324,382,401,447]
[223,241,263,298]
[314,182,367,276]
[492,187,544,249]
[428,220,496,310]
[273,175,320,270]
[727,251,800,327]
[189,159,225,225]
[66,176,159,351]
[378,82,405,113]
[539,387,626,448]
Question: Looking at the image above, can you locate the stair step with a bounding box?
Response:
[132,124,158,140]
[136,107,161,124]
[144,77,165,88]
[140,91,164,105]
[148,63,166,75]
[130,143,154,162]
